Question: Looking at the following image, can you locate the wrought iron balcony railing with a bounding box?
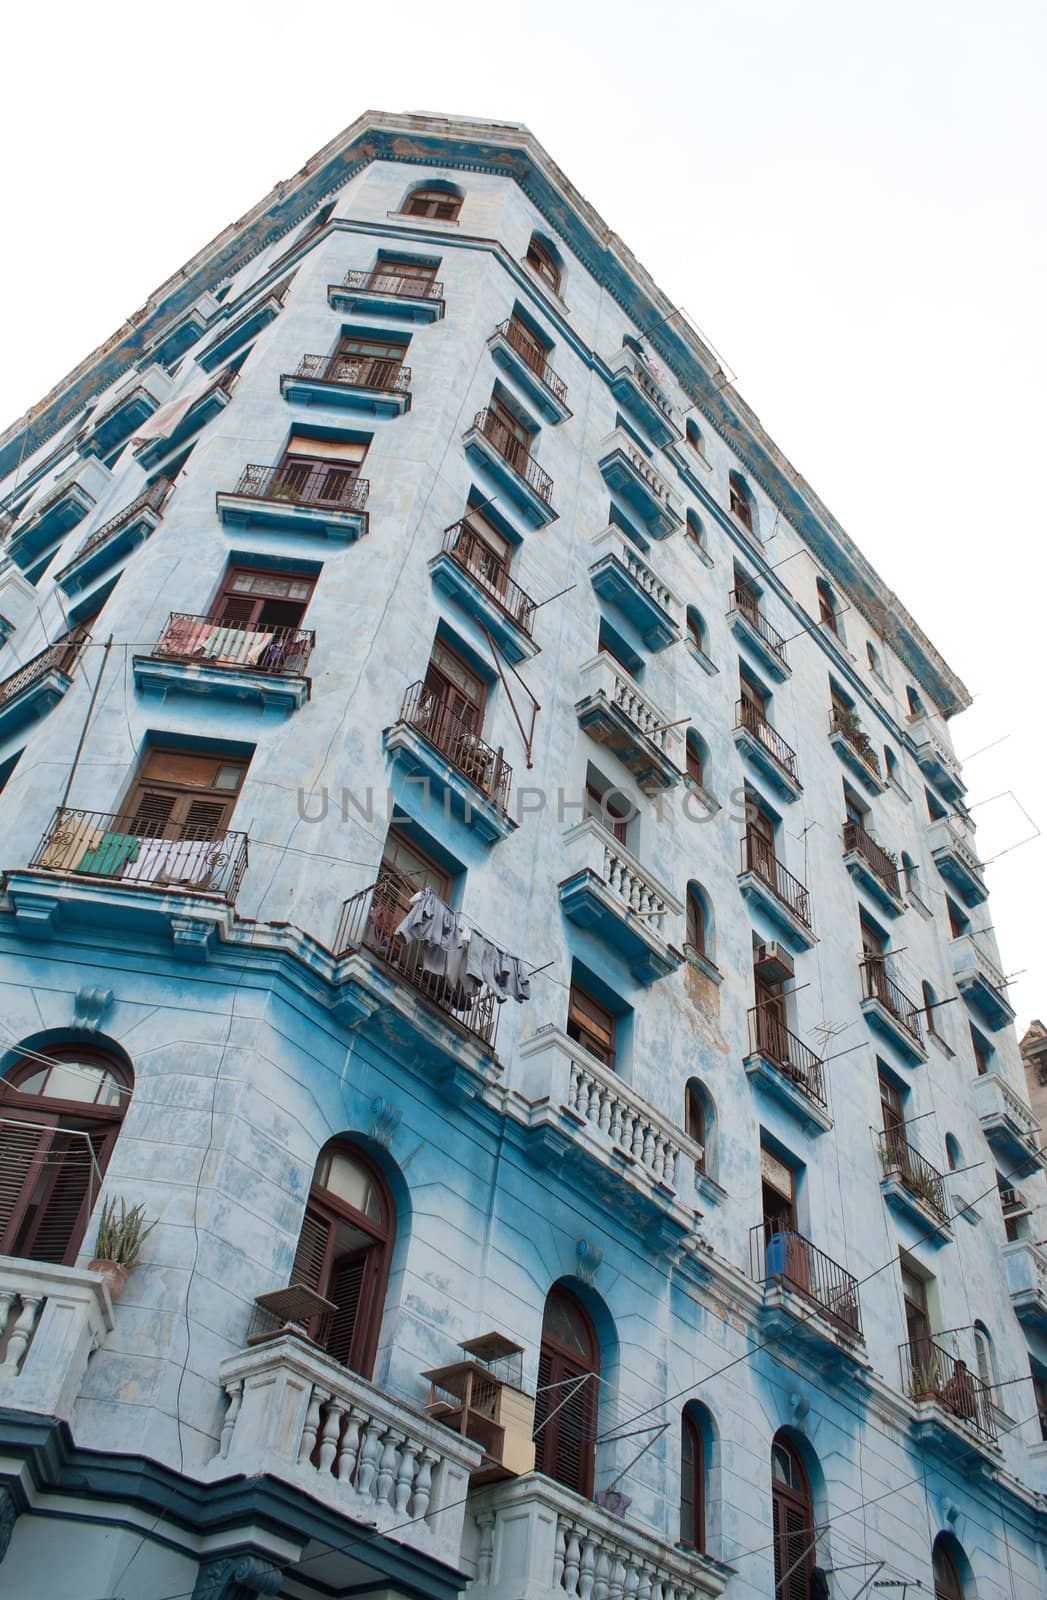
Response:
[335,869,499,1047]
[493,319,568,405]
[342,267,443,302]
[230,463,370,514]
[735,699,800,783]
[0,626,90,712]
[748,1007,826,1110]
[730,587,788,667]
[289,352,411,394]
[30,807,249,903]
[842,819,901,898]
[61,478,171,571]
[151,614,315,677]
[398,681,512,811]
[860,957,923,1046]
[471,408,554,506]
[900,1337,997,1443]
[878,1128,948,1222]
[750,1222,862,1336]
[829,705,882,779]
[741,831,813,930]
[441,523,537,636]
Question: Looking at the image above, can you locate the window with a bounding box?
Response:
[209,565,316,631]
[866,640,880,674]
[931,1536,965,1599]
[879,1067,905,1136]
[746,796,778,881]
[532,1286,599,1496]
[1030,1363,1047,1442]
[290,1141,393,1378]
[901,852,918,895]
[970,1024,992,1077]
[525,233,561,294]
[761,1141,799,1235]
[686,608,706,652]
[944,1133,962,1171]
[728,471,754,534]
[368,255,438,295]
[901,1256,932,1351]
[972,1323,996,1402]
[685,510,707,554]
[884,747,899,786]
[332,332,409,390]
[380,826,452,902]
[685,730,705,787]
[505,310,550,379]
[121,744,248,843]
[486,392,535,472]
[680,1406,706,1552]
[0,1045,133,1265]
[583,768,633,846]
[423,637,487,735]
[817,579,840,638]
[598,617,642,679]
[277,432,369,506]
[906,685,924,719]
[922,981,940,1039]
[753,942,790,1066]
[401,184,462,221]
[925,786,948,822]
[685,418,706,460]
[567,981,616,1068]
[685,883,708,956]
[685,1079,706,1153]
[946,898,968,939]
[844,785,868,828]
[771,1434,814,1600]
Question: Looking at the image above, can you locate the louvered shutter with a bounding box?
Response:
[290,1204,332,1291]
[215,596,256,627]
[324,1248,369,1368]
[532,1346,554,1477]
[552,1358,595,1495]
[680,1416,695,1545]
[20,1128,105,1264]
[773,1492,812,1600]
[129,792,176,838]
[178,799,227,841]
[0,1119,57,1253]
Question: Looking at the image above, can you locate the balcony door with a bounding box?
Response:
[901,1261,932,1355]
[290,1141,393,1378]
[488,395,532,471]
[761,1145,809,1292]
[532,1286,599,1498]
[747,801,777,884]
[123,747,247,843]
[771,1435,814,1600]
[423,639,486,736]
[370,256,436,296]
[333,334,408,390]
[455,509,513,602]
[277,434,367,506]
[932,1538,964,1599]
[209,566,315,631]
[506,314,548,379]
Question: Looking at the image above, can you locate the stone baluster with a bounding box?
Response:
[606,1548,628,1600]
[2,1296,42,1370]
[634,1562,653,1600]
[597,1084,613,1135]
[562,1521,582,1593]
[577,1530,598,1600]
[0,1292,16,1350]
[410,1445,439,1519]
[316,1398,345,1474]
[218,1378,243,1459]
[641,1123,656,1171]
[297,1385,326,1465]
[607,1094,624,1144]
[478,1511,497,1584]
[336,1404,365,1483]
[355,1415,384,1498]
[394,1437,419,1513]
[651,1133,666,1182]
[375,1427,403,1504]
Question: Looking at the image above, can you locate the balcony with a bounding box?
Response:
[732,700,802,800]
[929,817,988,908]
[209,1333,481,1571]
[79,370,169,459]
[559,817,683,984]
[133,367,238,471]
[517,1027,699,1251]
[463,408,557,529]
[334,871,505,1094]
[151,292,218,367]
[588,525,681,651]
[913,724,966,803]
[737,833,816,953]
[0,1259,114,1422]
[878,1129,952,1242]
[859,958,926,1064]
[383,682,515,844]
[576,654,682,793]
[280,351,412,417]
[900,1337,999,1466]
[198,290,286,371]
[54,478,171,597]
[0,626,90,741]
[842,820,904,916]
[429,522,538,664]
[328,267,445,322]
[1001,1239,1047,1335]
[972,1071,1045,1178]
[726,589,790,681]
[6,456,110,571]
[467,1475,731,1600]
[133,613,315,715]
[950,934,1015,1031]
[607,346,680,448]
[216,462,370,541]
[744,1007,831,1133]
[827,706,887,796]
[597,427,681,541]
[488,320,571,423]
[749,1224,866,1376]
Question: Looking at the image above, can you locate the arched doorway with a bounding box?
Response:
[0,1043,132,1265]
[772,1432,815,1599]
[532,1286,600,1497]
[933,1536,965,1599]
[290,1141,393,1378]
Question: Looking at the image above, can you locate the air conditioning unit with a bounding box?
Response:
[422,1332,535,1484]
[754,942,794,984]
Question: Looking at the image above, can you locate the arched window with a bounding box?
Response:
[684,1079,713,1175]
[973,1322,997,1397]
[685,510,708,559]
[401,184,462,221]
[686,606,708,658]
[772,1433,815,1599]
[686,881,710,956]
[884,746,898,785]
[685,729,707,787]
[906,684,924,719]
[686,418,706,460]
[680,1405,707,1551]
[922,981,940,1039]
[816,578,840,638]
[290,1140,393,1378]
[532,1285,599,1496]
[0,1043,133,1265]
[525,233,561,294]
[728,471,755,534]
[932,1535,965,1599]
[945,1133,962,1171]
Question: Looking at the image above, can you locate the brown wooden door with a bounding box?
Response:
[209,567,315,630]
[334,335,408,390]
[772,1438,814,1600]
[680,1410,705,1552]
[532,1288,599,1497]
[423,640,486,735]
[489,396,531,470]
[123,749,247,843]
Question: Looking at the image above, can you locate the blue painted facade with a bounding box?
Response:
[0,112,1042,1600]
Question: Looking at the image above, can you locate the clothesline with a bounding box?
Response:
[395,886,532,1005]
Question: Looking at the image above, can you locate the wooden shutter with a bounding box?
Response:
[324,1248,370,1367]
[533,1346,595,1497]
[178,798,228,841]
[0,1118,58,1253]
[291,1204,332,1290]
[773,1492,812,1600]
[532,1346,554,1478]
[19,1128,104,1264]
[128,792,176,837]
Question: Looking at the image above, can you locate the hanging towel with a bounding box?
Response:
[77,831,141,878]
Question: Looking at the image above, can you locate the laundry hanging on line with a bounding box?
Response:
[394,886,531,1003]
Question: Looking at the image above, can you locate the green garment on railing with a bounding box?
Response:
[77,831,141,876]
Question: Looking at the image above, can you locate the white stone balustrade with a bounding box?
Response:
[602,428,678,513]
[1002,1238,1047,1316]
[973,1071,1042,1152]
[929,818,985,883]
[564,818,681,938]
[0,1260,114,1420]
[914,725,962,784]
[579,654,677,760]
[589,526,681,624]
[210,1333,482,1566]
[467,1475,730,1600]
[608,347,676,422]
[518,1028,698,1204]
[950,932,1007,994]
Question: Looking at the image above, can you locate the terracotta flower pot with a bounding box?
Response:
[88,1258,129,1301]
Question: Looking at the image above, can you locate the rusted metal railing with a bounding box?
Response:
[748,1007,826,1110]
[397,682,512,811]
[290,353,411,393]
[900,1337,997,1442]
[878,1128,948,1222]
[494,319,568,405]
[231,463,369,514]
[441,522,536,635]
[860,957,922,1045]
[335,869,498,1046]
[0,627,91,712]
[344,267,444,302]
[741,831,813,931]
[151,614,315,677]
[750,1223,862,1336]
[471,409,554,505]
[829,705,882,779]
[843,819,901,897]
[735,699,800,783]
[62,478,170,570]
[30,807,248,904]
[730,586,788,667]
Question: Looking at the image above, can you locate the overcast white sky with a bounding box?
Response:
[3,0,1044,1029]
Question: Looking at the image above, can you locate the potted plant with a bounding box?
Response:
[89,1197,157,1301]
